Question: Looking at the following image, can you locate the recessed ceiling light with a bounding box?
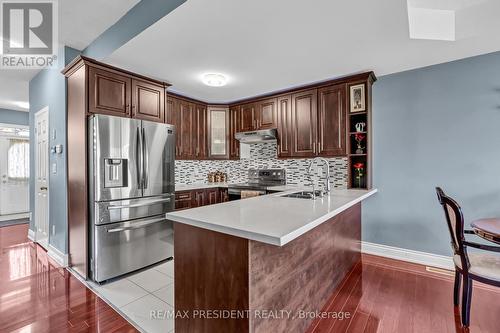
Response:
[202,73,227,87]
[13,101,30,109]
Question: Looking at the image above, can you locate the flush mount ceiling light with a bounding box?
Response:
[202,73,227,87]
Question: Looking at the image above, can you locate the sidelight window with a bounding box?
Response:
[8,139,30,181]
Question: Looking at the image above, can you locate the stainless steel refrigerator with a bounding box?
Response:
[88,114,175,283]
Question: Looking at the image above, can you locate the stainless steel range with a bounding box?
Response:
[227,169,286,200]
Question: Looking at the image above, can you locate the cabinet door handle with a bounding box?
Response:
[317,142,321,154]
[313,142,316,154]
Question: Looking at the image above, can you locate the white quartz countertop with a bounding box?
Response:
[166,188,377,246]
[175,183,229,191]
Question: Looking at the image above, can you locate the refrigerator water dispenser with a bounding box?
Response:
[104,158,128,188]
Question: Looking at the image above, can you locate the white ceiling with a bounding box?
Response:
[59,0,139,51]
[106,0,500,103]
[0,0,139,111]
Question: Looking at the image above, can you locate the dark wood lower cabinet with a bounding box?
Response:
[219,188,229,203]
[207,189,219,205]
[174,192,193,210]
[193,190,206,207]
[175,187,229,210]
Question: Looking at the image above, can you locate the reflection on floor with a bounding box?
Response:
[3,223,500,333]
[0,224,138,332]
[307,254,500,333]
[88,260,175,333]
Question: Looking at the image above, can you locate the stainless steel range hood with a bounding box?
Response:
[235,128,277,143]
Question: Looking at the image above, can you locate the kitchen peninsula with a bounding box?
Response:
[166,188,376,332]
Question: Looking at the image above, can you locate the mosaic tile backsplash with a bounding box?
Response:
[175,142,348,189]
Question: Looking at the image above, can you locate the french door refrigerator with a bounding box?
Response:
[88,114,175,282]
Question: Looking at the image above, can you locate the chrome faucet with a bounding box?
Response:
[307,157,331,197]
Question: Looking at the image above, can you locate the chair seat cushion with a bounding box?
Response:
[454,252,500,282]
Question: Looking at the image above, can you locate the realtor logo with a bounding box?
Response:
[0,0,58,68]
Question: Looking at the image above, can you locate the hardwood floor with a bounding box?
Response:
[307,254,500,333]
[0,224,138,333]
[1,224,499,333]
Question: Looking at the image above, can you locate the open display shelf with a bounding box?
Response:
[347,75,376,189]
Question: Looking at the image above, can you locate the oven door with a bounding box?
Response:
[228,188,266,201]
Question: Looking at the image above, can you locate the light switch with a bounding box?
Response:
[52,129,56,140]
[52,163,57,174]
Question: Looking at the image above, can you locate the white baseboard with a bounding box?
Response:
[0,212,29,222]
[27,228,35,241]
[47,244,69,267]
[361,241,454,270]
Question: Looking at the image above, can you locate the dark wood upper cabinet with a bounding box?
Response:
[131,79,165,123]
[89,67,131,117]
[229,106,240,159]
[240,103,256,131]
[194,104,207,159]
[207,106,229,159]
[168,97,182,158]
[256,98,277,129]
[277,95,292,158]
[317,84,346,156]
[290,89,318,158]
[165,97,174,125]
[179,100,195,159]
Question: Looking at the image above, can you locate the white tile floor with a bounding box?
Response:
[89,260,175,333]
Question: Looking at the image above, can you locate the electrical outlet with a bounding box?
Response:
[52,163,57,174]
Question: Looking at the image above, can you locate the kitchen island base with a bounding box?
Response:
[173,203,361,333]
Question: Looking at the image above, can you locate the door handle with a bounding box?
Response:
[106,217,166,233]
[137,127,143,188]
[142,128,149,189]
[40,186,48,191]
[107,197,171,210]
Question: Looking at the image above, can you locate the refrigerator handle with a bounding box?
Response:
[137,127,143,189]
[142,127,149,189]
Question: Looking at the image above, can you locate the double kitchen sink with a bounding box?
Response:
[280,190,326,199]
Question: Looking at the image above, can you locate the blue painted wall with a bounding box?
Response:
[29,46,80,253]
[363,50,500,256]
[0,108,29,126]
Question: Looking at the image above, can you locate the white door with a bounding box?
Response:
[35,108,49,249]
[0,133,30,217]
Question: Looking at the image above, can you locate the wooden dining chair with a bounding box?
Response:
[435,187,500,327]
